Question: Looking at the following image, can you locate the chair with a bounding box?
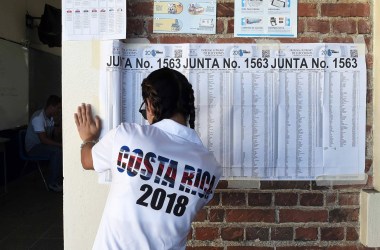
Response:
[18,129,49,191]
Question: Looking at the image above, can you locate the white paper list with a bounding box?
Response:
[100,41,367,180]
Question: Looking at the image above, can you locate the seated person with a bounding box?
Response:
[25,95,63,192]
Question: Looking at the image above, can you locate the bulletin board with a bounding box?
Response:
[0,38,29,130]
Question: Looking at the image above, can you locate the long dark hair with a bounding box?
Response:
[141,68,196,129]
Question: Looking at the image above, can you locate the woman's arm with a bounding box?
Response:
[74,103,101,170]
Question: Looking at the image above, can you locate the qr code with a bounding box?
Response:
[262,49,270,58]
[350,49,358,58]
[174,49,183,58]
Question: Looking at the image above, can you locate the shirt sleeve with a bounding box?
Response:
[92,127,118,173]
[31,113,45,133]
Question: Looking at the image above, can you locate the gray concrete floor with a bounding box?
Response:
[0,170,63,250]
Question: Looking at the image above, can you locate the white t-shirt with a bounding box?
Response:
[92,119,222,250]
[25,109,55,152]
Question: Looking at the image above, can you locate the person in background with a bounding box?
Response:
[25,95,63,192]
[74,68,222,249]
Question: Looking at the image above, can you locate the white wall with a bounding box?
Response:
[62,41,109,249]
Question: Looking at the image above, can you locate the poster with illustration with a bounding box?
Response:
[234,0,297,38]
[153,1,216,34]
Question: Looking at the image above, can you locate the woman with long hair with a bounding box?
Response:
[74,67,221,250]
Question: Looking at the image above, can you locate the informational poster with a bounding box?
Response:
[62,0,126,40]
[153,1,217,34]
[234,0,297,38]
[100,41,366,181]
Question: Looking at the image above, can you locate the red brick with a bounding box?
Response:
[227,247,273,250]
[227,19,234,34]
[300,193,324,206]
[195,227,219,241]
[194,208,207,222]
[321,3,370,17]
[216,180,228,189]
[280,37,320,43]
[127,1,153,17]
[209,209,224,222]
[275,193,298,206]
[346,227,359,241]
[248,193,272,206]
[298,3,318,17]
[321,227,344,241]
[127,19,145,35]
[279,209,328,223]
[271,227,293,241]
[365,37,373,54]
[295,227,318,241]
[326,247,357,250]
[187,247,223,250]
[215,37,257,44]
[367,90,373,105]
[306,19,330,34]
[226,209,275,223]
[158,36,208,43]
[187,227,192,240]
[365,159,372,173]
[332,183,366,190]
[221,227,244,241]
[216,19,224,34]
[217,3,234,17]
[228,247,273,250]
[323,37,354,43]
[358,19,371,34]
[366,53,373,70]
[332,19,356,34]
[277,247,323,250]
[311,181,330,190]
[207,192,220,206]
[364,175,374,190]
[261,181,311,190]
[366,125,373,135]
[222,192,246,206]
[326,192,337,206]
[329,208,359,222]
[338,193,359,206]
[145,19,153,34]
[246,227,269,241]
[298,19,305,34]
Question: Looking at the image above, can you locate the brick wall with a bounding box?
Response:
[126,0,375,249]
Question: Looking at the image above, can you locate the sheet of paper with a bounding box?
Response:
[62,0,126,41]
[153,1,216,34]
[234,0,297,38]
[99,41,366,180]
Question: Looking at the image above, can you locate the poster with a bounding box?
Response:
[234,0,297,38]
[100,41,366,180]
[62,0,126,40]
[153,1,217,34]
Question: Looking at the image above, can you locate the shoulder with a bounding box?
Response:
[31,110,43,120]
[117,122,148,134]
[31,110,45,125]
[113,123,155,139]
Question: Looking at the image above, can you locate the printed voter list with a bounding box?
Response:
[100,41,367,181]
